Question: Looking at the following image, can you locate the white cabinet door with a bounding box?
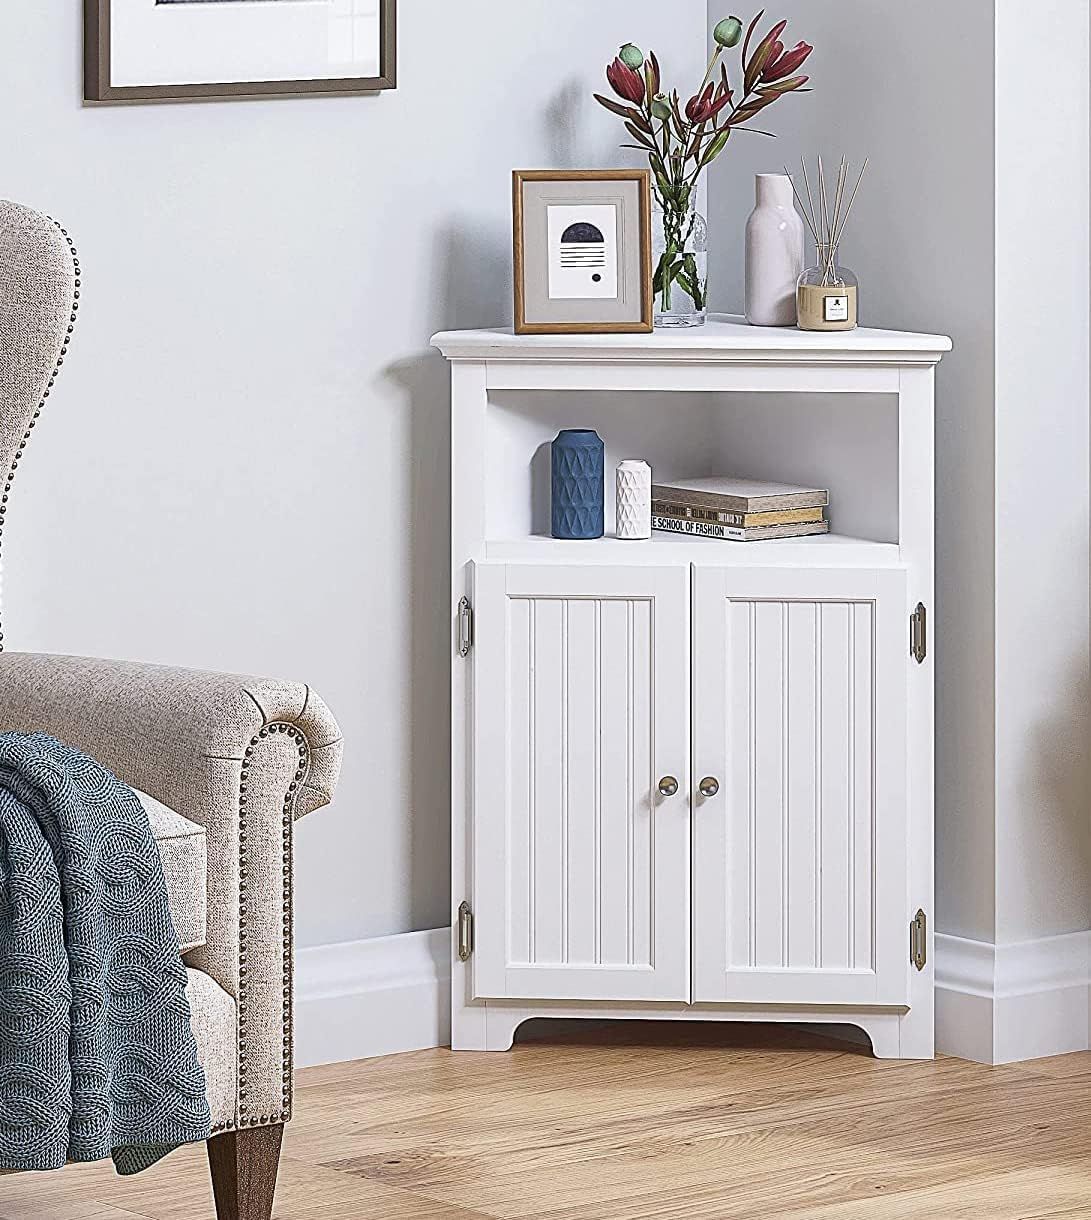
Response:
[693,567,909,1006]
[473,564,690,1002]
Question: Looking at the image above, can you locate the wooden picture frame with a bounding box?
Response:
[513,170,653,336]
[84,0,396,104]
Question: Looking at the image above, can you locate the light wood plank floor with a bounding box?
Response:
[3,1022,1090,1219]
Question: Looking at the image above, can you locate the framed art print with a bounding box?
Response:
[85,0,396,103]
[513,170,653,335]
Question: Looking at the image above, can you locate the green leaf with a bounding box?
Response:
[669,90,688,141]
[674,270,697,304]
[675,266,708,308]
[682,254,705,309]
[745,22,781,95]
[728,94,776,125]
[653,246,679,294]
[593,94,646,126]
[741,8,764,67]
[758,74,809,95]
[644,57,660,101]
[701,127,731,165]
[624,121,656,151]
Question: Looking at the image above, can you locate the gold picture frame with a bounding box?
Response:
[513,170,653,336]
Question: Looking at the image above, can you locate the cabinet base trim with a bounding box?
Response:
[453,1000,930,1060]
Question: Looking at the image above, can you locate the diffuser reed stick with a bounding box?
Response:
[785,155,868,330]
[785,155,868,285]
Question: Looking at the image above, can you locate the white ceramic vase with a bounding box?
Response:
[616,460,652,540]
[745,174,805,327]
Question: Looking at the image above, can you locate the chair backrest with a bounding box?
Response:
[0,200,79,649]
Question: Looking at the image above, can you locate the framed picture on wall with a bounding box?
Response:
[513,170,653,335]
[84,0,396,103]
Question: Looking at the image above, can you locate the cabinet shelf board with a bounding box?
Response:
[484,533,902,568]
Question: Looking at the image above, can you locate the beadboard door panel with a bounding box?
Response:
[473,563,690,1002]
[692,566,909,1007]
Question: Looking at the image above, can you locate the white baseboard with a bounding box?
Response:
[936,930,1090,1064]
[294,928,451,1068]
[295,927,1090,1068]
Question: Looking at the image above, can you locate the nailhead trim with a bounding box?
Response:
[0,218,79,653]
[236,721,308,1129]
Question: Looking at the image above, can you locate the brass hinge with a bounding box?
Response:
[910,908,927,971]
[910,602,927,664]
[457,597,474,658]
[457,901,474,962]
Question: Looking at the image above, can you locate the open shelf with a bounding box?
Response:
[485,532,903,568]
[484,389,902,551]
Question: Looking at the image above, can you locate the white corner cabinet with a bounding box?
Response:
[432,316,951,1060]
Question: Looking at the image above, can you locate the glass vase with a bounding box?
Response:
[653,200,708,328]
[796,244,859,332]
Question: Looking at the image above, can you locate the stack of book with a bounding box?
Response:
[651,477,830,541]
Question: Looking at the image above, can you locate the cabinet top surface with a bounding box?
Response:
[432,314,952,365]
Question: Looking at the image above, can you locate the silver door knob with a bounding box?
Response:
[658,775,679,798]
[699,776,720,798]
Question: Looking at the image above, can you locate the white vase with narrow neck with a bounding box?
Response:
[745,174,805,327]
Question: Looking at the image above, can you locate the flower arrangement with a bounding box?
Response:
[596,12,813,325]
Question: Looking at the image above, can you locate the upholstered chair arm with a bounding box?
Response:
[0,651,343,1132]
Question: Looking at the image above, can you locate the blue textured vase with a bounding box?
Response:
[551,429,605,540]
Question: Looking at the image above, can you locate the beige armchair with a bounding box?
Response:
[0,200,343,1220]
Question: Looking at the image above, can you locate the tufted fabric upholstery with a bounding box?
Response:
[0,202,78,647]
[0,198,343,1155]
[0,202,75,483]
[138,789,208,954]
[186,969,237,1131]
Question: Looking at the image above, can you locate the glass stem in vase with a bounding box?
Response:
[652,192,708,329]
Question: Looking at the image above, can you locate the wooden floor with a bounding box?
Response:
[3,1022,1090,1219]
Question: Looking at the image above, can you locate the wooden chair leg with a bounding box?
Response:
[207,1125,284,1220]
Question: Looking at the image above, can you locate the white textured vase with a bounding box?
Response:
[745,174,805,327]
[616,460,652,540]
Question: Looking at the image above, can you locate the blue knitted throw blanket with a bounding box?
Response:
[0,732,210,1175]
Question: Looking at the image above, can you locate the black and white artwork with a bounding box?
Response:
[547,204,619,301]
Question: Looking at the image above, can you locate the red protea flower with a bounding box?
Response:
[749,18,787,68]
[607,57,646,105]
[686,80,733,124]
[744,17,787,90]
[686,82,714,122]
[762,40,813,82]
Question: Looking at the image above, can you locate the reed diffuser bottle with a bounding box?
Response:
[797,245,858,332]
[786,156,868,332]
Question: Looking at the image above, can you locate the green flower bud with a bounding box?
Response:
[713,17,743,48]
[651,94,672,121]
[618,43,644,70]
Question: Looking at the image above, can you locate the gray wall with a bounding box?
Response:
[992,0,1089,942]
[0,1,706,950]
[708,0,1089,945]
